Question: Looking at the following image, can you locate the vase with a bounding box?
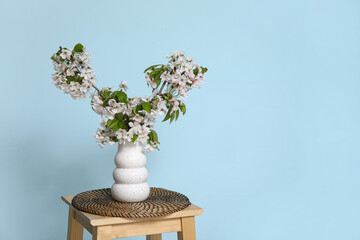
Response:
[111,141,150,202]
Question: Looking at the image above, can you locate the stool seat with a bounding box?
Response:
[62,195,203,240]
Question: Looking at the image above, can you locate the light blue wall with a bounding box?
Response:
[1,0,360,239]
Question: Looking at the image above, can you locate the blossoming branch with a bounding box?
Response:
[51,43,207,152]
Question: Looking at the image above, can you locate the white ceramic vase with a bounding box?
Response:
[111,141,150,202]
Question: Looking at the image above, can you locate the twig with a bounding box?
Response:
[92,85,105,99]
[158,82,167,94]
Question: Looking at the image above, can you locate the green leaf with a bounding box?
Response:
[103,89,111,99]
[131,134,138,143]
[106,119,114,128]
[67,75,83,83]
[193,66,207,75]
[115,90,128,103]
[162,108,172,122]
[155,74,162,87]
[117,121,128,130]
[149,68,162,79]
[106,119,120,131]
[149,130,158,142]
[144,64,161,73]
[50,54,57,61]
[66,75,82,84]
[142,102,151,113]
[170,112,175,123]
[112,124,120,132]
[175,109,180,121]
[73,43,84,53]
[165,92,174,101]
[115,113,123,121]
[179,104,186,115]
[132,105,138,115]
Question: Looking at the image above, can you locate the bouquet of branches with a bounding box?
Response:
[51,43,207,152]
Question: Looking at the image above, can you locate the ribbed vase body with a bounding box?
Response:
[111,141,150,202]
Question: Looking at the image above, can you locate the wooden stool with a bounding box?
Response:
[62,195,203,240]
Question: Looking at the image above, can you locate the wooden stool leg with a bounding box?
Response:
[178,217,196,240]
[92,226,112,240]
[146,234,162,240]
[177,232,183,240]
[67,208,84,240]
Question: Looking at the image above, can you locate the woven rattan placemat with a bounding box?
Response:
[72,187,191,218]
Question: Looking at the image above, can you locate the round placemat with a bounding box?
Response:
[72,187,191,218]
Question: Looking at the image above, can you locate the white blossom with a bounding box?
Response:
[52,46,96,100]
[146,73,157,88]
[60,49,72,60]
[170,97,180,114]
[120,81,128,91]
[144,144,154,152]
[52,45,206,152]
